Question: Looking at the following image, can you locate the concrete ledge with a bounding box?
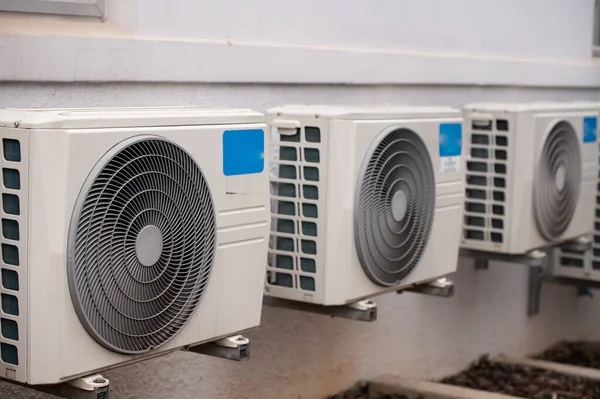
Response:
[493,356,600,382]
[369,376,525,399]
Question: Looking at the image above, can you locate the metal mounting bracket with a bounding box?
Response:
[460,248,548,271]
[8,374,110,399]
[529,272,600,315]
[263,296,377,322]
[527,265,545,317]
[460,248,548,317]
[398,277,454,298]
[526,236,596,317]
[559,235,593,253]
[187,335,250,361]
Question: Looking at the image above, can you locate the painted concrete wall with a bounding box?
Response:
[127,0,594,60]
[0,83,598,399]
[1,0,599,86]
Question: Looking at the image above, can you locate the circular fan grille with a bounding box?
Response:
[354,127,436,286]
[67,136,216,354]
[533,121,582,240]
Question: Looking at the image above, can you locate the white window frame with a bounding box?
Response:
[594,0,600,56]
[0,0,105,18]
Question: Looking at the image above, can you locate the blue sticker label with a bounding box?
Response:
[222,129,265,176]
[583,116,598,143]
[439,123,462,157]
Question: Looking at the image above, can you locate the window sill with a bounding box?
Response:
[0,0,105,18]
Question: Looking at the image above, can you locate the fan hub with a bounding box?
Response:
[135,225,163,267]
[555,163,566,192]
[391,190,408,222]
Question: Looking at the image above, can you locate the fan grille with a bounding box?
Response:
[533,121,581,241]
[67,136,216,354]
[354,128,436,286]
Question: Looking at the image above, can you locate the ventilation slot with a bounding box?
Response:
[268,126,322,293]
[465,230,484,240]
[471,134,489,145]
[2,140,20,163]
[301,258,316,272]
[1,294,18,316]
[561,257,584,268]
[1,343,18,365]
[467,162,487,173]
[1,269,18,291]
[281,128,300,143]
[2,194,19,216]
[1,319,18,341]
[471,148,488,159]
[492,219,503,229]
[1,220,18,242]
[472,120,492,131]
[466,202,486,214]
[466,189,486,200]
[467,175,487,186]
[465,216,485,227]
[496,120,509,131]
[592,162,600,271]
[2,169,20,190]
[1,244,18,267]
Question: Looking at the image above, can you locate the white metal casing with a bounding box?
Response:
[550,103,600,281]
[0,107,270,384]
[461,102,599,255]
[266,105,465,306]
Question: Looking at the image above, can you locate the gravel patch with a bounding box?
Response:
[441,355,600,399]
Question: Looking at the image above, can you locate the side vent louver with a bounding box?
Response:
[595,186,600,270]
[268,127,321,292]
[463,119,509,245]
[0,138,21,367]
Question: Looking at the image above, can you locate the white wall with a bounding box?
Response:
[130,0,594,60]
[0,0,598,86]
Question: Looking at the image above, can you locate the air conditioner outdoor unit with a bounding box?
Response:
[461,102,599,255]
[265,105,465,306]
[550,103,600,282]
[0,107,269,385]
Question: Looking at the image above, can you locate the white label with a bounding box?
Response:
[440,156,460,173]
